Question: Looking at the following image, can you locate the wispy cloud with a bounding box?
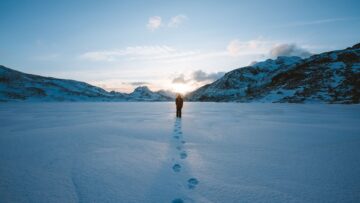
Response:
[80,45,200,62]
[168,15,188,27]
[276,17,358,28]
[128,81,149,86]
[147,14,188,30]
[226,38,273,56]
[147,16,162,31]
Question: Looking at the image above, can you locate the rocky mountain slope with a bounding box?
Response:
[187,43,360,103]
[0,66,172,102]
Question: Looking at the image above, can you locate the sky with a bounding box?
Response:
[1,0,360,93]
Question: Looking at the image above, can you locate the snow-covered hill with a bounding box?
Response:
[0,66,173,102]
[126,86,173,101]
[187,43,360,103]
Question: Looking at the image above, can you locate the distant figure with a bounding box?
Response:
[175,94,184,118]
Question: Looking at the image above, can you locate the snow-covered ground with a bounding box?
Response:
[0,103,359,202]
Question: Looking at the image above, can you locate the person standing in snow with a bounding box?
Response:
[175,94,184,118]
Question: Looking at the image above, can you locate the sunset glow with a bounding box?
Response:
[1,0,359,93]
[171,83,193,94]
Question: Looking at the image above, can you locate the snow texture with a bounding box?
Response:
[0,103,360,202]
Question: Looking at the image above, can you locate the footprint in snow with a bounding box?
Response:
[172,164,181,172]
[174,135,180,139]
[187,178,199,189]
[181,141,186,144]
[176,146,182,151]
[180,151,187,159]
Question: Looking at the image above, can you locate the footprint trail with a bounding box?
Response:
[170,118,200,202]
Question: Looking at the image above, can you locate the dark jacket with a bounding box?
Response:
[176,97,183,109]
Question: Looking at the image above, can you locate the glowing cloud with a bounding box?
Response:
[147,16,162,31]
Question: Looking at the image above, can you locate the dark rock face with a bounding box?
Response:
[187,43,360,103]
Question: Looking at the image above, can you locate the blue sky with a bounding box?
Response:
[1,0,359,92]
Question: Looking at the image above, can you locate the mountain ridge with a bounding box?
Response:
[0,65,173,102]
[1,43,359,103]
[186,43,360,103]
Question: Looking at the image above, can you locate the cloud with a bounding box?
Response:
[172,74,187,84]
[226,39,272,56]
[171,70,225,84]
[269,44,312,58]
[80,45,201,62]
[277,18,358,28]
[128,82,149,86]
[227,40,242,56]
[191,70,225,82]
[147,16,162,31]
[147,15,187,31]
[168,15,188,27]
[226,39,313,59]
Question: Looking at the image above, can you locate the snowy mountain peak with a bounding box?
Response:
[127,86,172,101]
[251,56,303,71]
[0,66,173,102]
[349,43,360,50]
[133,86,151,93]
[187,43,360,103]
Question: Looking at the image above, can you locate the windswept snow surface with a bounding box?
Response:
[0,103,360,202]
